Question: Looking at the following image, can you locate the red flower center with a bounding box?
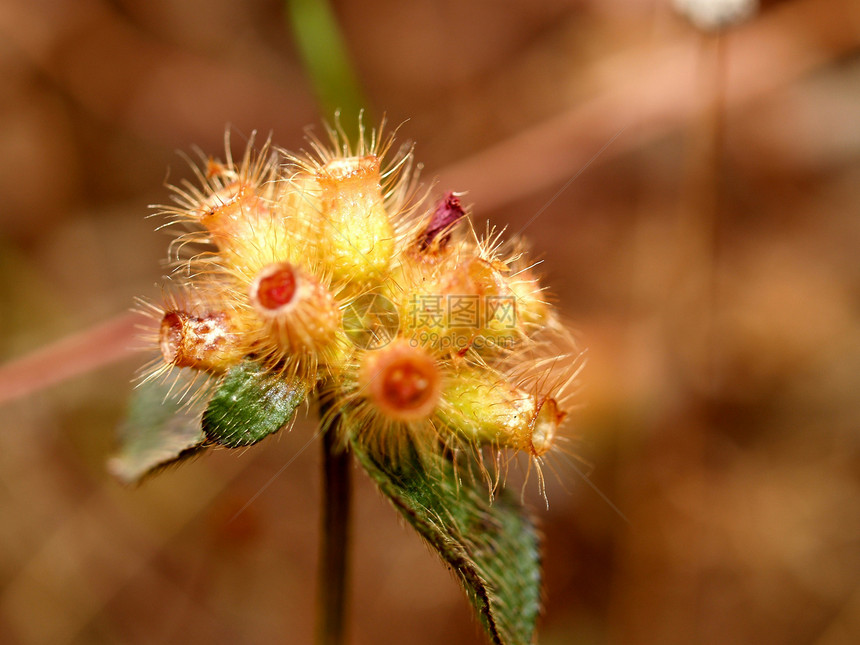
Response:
[364,343,442,421]
[254,263,298,311]
[381,359,435,412]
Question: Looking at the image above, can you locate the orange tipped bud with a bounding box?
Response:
[314,155,395,283]
[441,256,510,302]
[252,262,299,312]
[193,182,300,274]
[406,255,517,354]
[196,183,262,240]
[249,262,341,365]
[359,340,442,422]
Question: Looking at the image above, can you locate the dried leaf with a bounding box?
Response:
[109,374,207,484]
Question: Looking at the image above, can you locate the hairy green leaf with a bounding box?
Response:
[109,374,207,484]
[202,361,308,448]
[350,440,542,645]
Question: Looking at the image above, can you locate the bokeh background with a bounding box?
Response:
[1,0,859,643]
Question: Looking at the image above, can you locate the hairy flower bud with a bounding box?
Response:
[441,368,564,457]
[158,309,242,372]
[315,155,395,283]
[405,254,516,355]
[358,340,442,422]
[248,262,342,374]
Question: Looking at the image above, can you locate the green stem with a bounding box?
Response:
[315,418,352,645]
[285,0,370,136]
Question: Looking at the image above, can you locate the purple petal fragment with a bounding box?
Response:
[418,191,465,252]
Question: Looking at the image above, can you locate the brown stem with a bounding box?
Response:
[0,312,139,405]
[315,418,352,645]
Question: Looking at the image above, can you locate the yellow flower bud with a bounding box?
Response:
[247,261,344,378]
[441,367,564,457]
[315,155,395,284]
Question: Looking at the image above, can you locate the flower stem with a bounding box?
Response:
[316,417,352,645]
[284,0,369,136]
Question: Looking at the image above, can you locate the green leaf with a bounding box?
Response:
[109,373,208,484]
[202,361,308,448]
[350,439,542,645]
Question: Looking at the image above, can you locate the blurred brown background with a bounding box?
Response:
[1,0,858,643]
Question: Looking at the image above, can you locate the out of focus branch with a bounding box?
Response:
[437,0,860,211]
[0,313,140,405]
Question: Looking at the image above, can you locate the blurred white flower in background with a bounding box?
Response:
[673,0,759,30]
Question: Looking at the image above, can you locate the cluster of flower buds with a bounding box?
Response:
[137,122,583,489]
